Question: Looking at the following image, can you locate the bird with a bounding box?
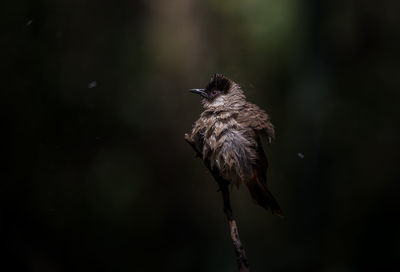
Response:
[185,74,283,217]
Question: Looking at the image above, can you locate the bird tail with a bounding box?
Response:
[245,173,284,218]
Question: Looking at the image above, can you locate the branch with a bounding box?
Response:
[185,134,250,272]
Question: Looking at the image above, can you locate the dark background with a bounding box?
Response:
[2,0,400,271]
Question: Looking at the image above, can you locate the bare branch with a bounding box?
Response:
[185,135,250,272]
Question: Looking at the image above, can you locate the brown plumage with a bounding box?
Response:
[186,74,283,217]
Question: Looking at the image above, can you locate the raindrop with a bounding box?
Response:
[88,81,97,88]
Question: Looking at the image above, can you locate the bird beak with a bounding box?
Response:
[189,89,208,99]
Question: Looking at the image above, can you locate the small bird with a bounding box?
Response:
[185,74,283,217]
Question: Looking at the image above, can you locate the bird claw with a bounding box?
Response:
[184,133,192,143]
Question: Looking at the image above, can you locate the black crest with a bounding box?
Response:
[205,74,232,93]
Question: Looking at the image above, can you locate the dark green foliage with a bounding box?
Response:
[2,0,399,271]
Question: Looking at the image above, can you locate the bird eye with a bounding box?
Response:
[211,90,217,95]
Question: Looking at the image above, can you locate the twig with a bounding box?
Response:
[185,135,250,272]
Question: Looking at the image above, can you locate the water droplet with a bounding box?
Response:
[88,81,97,88]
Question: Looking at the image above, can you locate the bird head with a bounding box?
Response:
[190,74,246,110]
[190,74,232,101]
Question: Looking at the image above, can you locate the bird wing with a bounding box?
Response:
[236,103,275,144]
[236,104,282,216]
[236,103,274,183]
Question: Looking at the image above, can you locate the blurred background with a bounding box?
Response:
[2,0,400,271]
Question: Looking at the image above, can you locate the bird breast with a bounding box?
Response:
[201,112,258,186]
